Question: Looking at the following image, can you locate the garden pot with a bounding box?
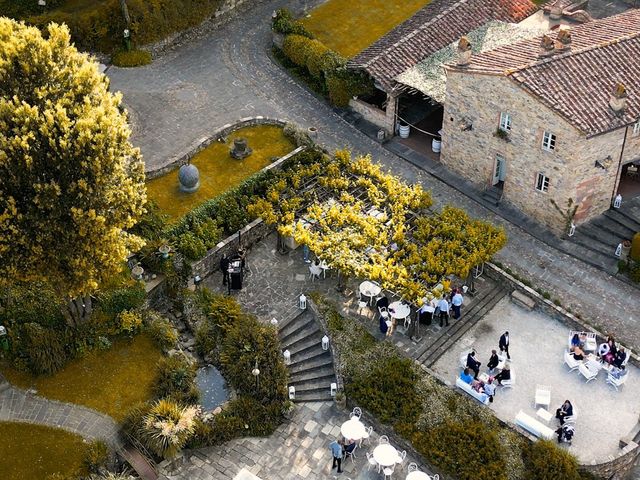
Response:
[622,240,632,260]
[308,126,318,138]
[432,138,442,153]
[398,124,410,139]
[335,395,347,410]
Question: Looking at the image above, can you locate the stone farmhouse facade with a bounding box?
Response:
[441,10,640,236]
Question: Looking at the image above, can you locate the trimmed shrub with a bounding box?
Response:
[282,34,316,69]
[176,231,207,260]
[116,310,143,335]
[97,283,145,316]
[326,68,373,107]
[522,440,580,480]
[413,420,507,480]
[17,322,69,375]
[272,8,313,38]
[153,355,200,405]
[111,49,152,67]
[304,40,330,79]
[630,232,640,261]
[145,312,178,351]
[83,439,109,474]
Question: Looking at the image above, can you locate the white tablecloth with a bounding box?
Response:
[373,444,399,467]
[360,281,381,299]
[406,472,432,480]
[340,419,367,440]
[389,301,411,320]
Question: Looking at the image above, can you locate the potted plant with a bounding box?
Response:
[621,239,632,260]
[493,128,510,141]
[335,391,347,410]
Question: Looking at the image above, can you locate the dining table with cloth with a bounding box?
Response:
[406,472,433,480]
[388,301,411,320]
[359,281,382,305]
[340,418,367,440]
[373,444,400,467]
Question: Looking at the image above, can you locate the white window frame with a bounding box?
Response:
[633,120,640,136]
[499,112,512,131]
[542,131,556,151]
[536,173,550,193]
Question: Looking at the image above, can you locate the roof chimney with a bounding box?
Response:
[610,82,627,115]
[539,35,555,58]
[456,36,472,67]
[554,29,571,52]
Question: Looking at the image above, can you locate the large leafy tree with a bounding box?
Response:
[0,19,146,326]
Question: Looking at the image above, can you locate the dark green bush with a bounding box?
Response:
[17,323,70,375]
[111,49,152,67]
[83,439,109,474]
[193,218,224,249]
[144,311,178,351]
[97,283,146,316]
[629,261,640,283]
[326,67,373,107]
[121,401,152,444]
[153,355,200,404]
[176,231,207,260]
[0,283,65,329]
[131,200,169,241]
[631,232,640,261]
[413,420,507,480]
[271,8,313,38]
[522,439,580,480]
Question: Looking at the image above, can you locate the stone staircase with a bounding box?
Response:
[570,198,640,272]
[277,307,336,403]
[481,186,503,206]
[414,277,511,368]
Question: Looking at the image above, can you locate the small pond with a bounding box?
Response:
[196,365,229,411]
[145,124,295,220]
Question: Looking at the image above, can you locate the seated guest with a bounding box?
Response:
[466,350,481,379]
[556,423,575,444]
[607,335,617,356]
[571,333,581,349]
[570,345,585,361]
[483,378,496,403]
[460,368,473,385]
[487,350,499,371]
[598,342,610,358]
[379,316,388,335]
[471,379,485,393]
[344,439,356,456]
[613,347,627,368]
[376,296,389,310]
[494,364,510,385]
[555,400,573,425]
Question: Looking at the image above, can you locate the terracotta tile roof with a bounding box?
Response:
[347,0,538,92]
[449,9,640,136]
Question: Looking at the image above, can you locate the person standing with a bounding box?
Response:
[499,331,511,360]
[438,296,450,327]
[220,254,230,286]
[451,289,463,319]
[329,438,343,473]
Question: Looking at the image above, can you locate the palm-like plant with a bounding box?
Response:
[142,399,200,458]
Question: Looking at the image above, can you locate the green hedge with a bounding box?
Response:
[111,49,152,67]
[272,8,313,38]
[522,440,580,480]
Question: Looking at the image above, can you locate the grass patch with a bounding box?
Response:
[2,334,162,421]
[111,49,152,67]
[301,0,431,58]
[146,125,294,220]
[0,422,88,480]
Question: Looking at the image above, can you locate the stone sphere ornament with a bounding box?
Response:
[179,163,200,193]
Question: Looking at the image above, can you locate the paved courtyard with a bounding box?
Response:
[431,297,640,464]
[163,402,434,480]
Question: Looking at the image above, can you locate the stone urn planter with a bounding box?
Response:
[335,392,347,410]
[307,126,318,138]
[622,240,632,260]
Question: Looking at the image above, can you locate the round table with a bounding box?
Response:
[373,444,399,467]
[359,281,382,305]
[406,472,432,480]
[340,419,367,440]
[389,301,411,320]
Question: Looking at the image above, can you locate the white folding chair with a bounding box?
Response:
[383,463,395,479]
[377,306,389,321]
[344,443,357,463]
[366,452,378,471]
[378,435,389,444]
[357,300,368,316]
[351,407,362,419]
[606,371,629,391]
[359,425,373,447]
[564,350,580,372]
[308,265,321,281]
[407,463,418,473]
[396,450,407,470]
[403,316,411,332]
[534,385,551,409]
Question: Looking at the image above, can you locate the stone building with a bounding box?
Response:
[346,0,539,137]
[441,9,640,236]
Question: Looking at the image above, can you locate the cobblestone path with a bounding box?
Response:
[0,383,121,446]
[107,0,640,356]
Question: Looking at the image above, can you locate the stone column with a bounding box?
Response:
[384,94,398,137]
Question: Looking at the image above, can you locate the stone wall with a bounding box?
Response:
[146,116,288,178]
[441,70,633,235]
[349,97,391,133]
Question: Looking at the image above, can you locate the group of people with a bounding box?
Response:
[460,367,497,402]
[328,438,357,473]
[417,286,465,328]
[570,333,628,376]
[555,400,576,444]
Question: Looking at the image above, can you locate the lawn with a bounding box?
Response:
[0,422,88,480]
[1,334,162,421]
[301,0,432,58]
[146,124,295,220]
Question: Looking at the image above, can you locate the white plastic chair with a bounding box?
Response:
[383,463,395,479]
[578,362,598,383]
[607,371,629,391]
[308,264,321,281]
[359,425,373,446]
[564,350,580,372]
[584,333,597,352]
[378,435,389,444]
[351,407,362,419]
[534,385,551,409]
[344,443,357,463]
[366,452,378,471]
[407,463,418,473]
[403,316,411,332]
[500,367,515,389]
[377,306,389,321]
[396,450,407,470]
[357,300,368,316]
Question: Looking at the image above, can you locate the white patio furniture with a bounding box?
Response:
[308,264,322,281]
[563,406,578,425]
[584,332,597,352]
[373,443,399,474]
[359,280,382,305]
[534,385,551,409]
[606,371,629,391]
[515,411,555,440]
[501,367,515,389]
[564,350,580,372]
[455,377,490,405]
[459,350,473,369]
[578,362,598,383]
[359,425,373,446]
[378,435,389,444]
[377,306,390,322]
[383,464,395,479]
[366,451,378,471]
[319,260,330,278]
[407,463,418,473]
[406,472,434,480]
[396,450,407,470]
[536,408,554,424]
[341,418,367,441]
[344,443,357,462]
[389,301,411,323]
[356,300,368,316]
[351,407,362,419]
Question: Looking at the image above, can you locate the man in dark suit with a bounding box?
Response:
[466,350,481,379]
[499,331,511,360]
[487,350,499,371]
[220,254,230,286]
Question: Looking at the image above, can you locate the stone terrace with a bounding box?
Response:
[431,296,640,464]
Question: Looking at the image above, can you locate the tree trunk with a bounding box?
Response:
[63,294,93,328]
[119,0,131,25]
